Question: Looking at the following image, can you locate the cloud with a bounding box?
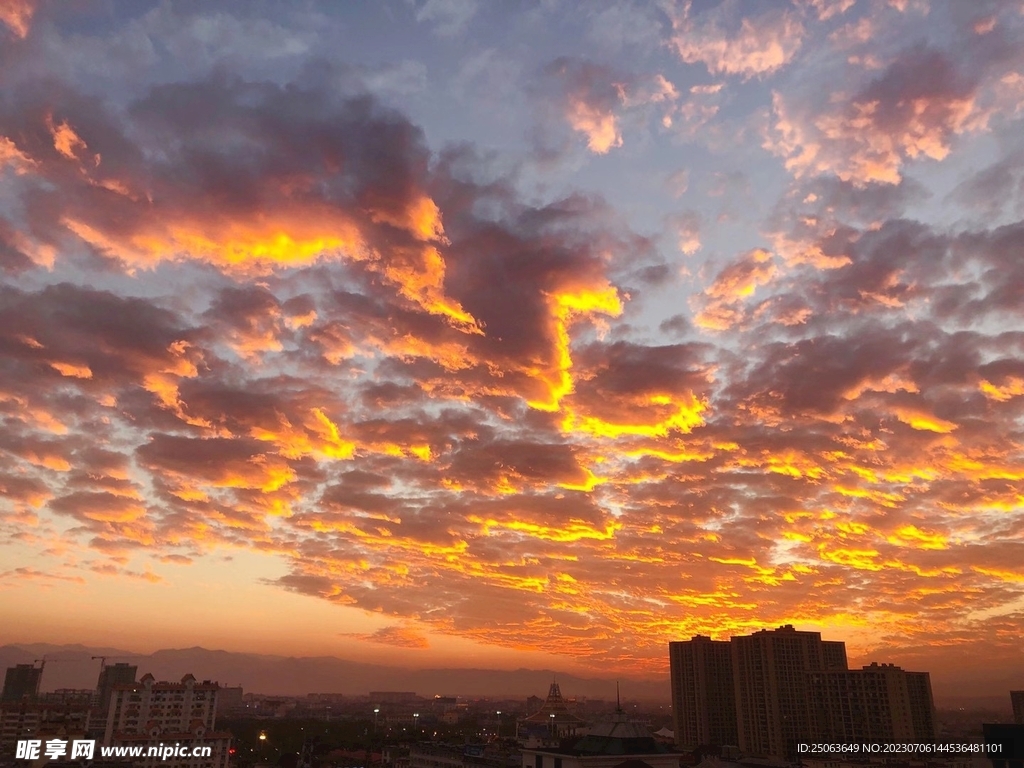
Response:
[542,58,678,154]
[412,0,478,37]
[350,625,431,649]
[2,10,1024,682]
[0,0,35,39]
[693,248,778,330]
[545,59,626,154]
[765,30,1021,185]
[669,1,805,80]
[669,210,702,255]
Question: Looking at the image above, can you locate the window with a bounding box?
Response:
[535,755,543,768]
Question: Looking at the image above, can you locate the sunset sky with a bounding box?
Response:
[1,0,1023,686]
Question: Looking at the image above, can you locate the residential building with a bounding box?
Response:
[94,663,137,730]
[0,693,92,755]
[665,626,942,760]
[731,625,847,758]
[904,670,936,741]
[807,663,934,744]
[669,636,737,748]
[2,665,43,703]
[104,673,230,768]
[216,686,244,718]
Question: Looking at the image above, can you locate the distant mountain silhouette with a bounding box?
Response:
[0,644,669,700]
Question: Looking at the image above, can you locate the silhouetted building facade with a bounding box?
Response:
[808,663,934,744]
[669,636,737,748]
[216,686,243,717]
[1013,691,1024,725]
[2,664,42,703]
[97,663,137,702]
[667,626,938,760]
[984,723,1024,768]
[731,625,846,758]
[904,670,936,741]
[95,662,137,725]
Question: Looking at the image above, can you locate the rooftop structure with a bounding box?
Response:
[518,683,588,743]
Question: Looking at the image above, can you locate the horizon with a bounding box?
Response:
[1,640,1020,708]
[1,1,1023,693]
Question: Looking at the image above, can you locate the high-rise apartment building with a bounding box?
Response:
[808,663,934,744]
[1012,691,1024,725]
[667,626,936,759]
[94,663,137,727]
[1,665,43,703]
[731,625,847,758]
[822,641,848,671]
[97,664,137,707]
[904,671,936,741]
[669,636,737,748]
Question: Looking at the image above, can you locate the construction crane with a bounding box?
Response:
[32,656,76,672]
[31,656,77,693]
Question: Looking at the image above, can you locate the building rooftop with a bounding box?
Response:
[527,707,674,757]
[520,683,586,726]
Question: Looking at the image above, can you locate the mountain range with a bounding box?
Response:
[0,643,669,701]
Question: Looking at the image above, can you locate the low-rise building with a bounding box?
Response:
[521,708,681,768]
[0,697,91,755]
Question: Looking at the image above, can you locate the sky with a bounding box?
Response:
[0,0,1023,686]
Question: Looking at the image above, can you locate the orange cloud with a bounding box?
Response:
[694,248,778,330]
[669,3,804,80]
[566,95,622,154]
[0,0,35,38]
[766,46,993,186]
[351,625,431,649]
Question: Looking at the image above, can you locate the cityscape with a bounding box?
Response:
[1,630,1023,768]
[2,3,1024,768]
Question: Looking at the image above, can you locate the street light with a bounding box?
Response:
[496,711,502,739]
[373,708,380,733]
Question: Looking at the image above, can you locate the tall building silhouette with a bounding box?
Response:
[905,671,936,741]
[668,627,937,759]
[808,663,935,744]
[669,636,737,747]
[731,625,847,757]
[1,665,42,703]
[90,663,138,733]
[95,662,137,720]
[1012,691,1024,725]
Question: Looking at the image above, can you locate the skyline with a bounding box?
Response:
[1,1,1023,685]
